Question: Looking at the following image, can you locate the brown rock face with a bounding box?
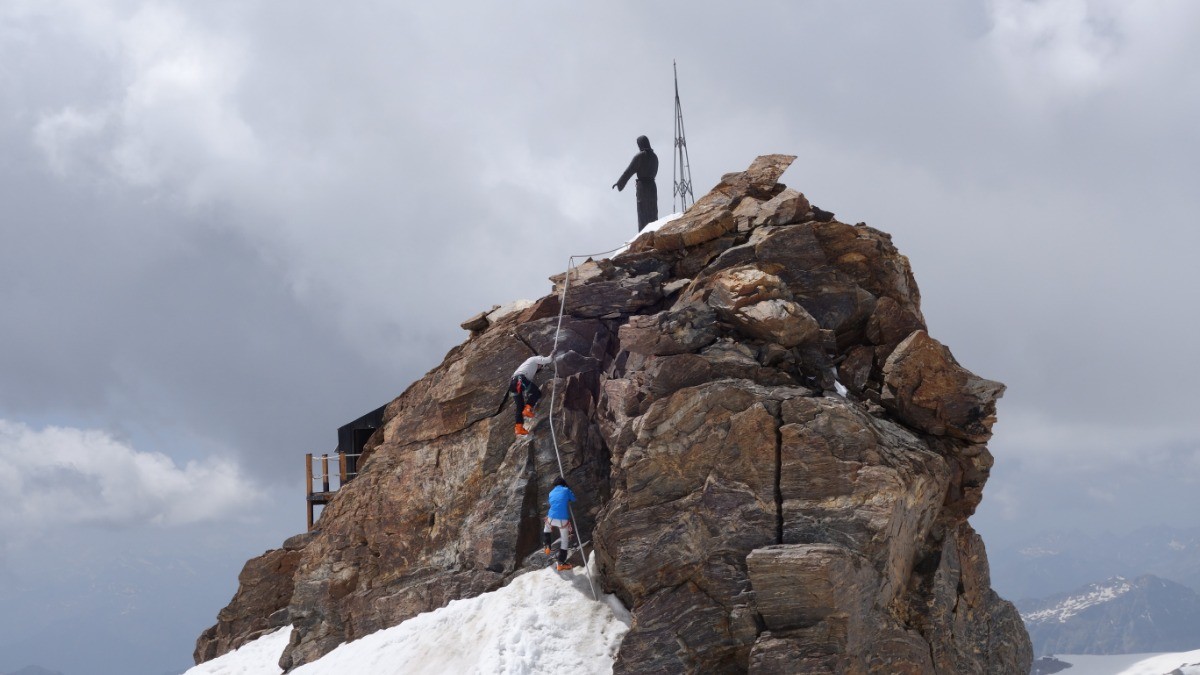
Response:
[196,155,1030,674]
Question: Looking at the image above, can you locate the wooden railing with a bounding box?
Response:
[305,452,362,531]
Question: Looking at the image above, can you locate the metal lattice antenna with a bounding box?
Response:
[672,60,695,213]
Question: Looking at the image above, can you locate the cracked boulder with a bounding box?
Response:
[595,380,809,673]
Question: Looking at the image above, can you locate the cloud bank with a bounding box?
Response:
[0,419,261,532]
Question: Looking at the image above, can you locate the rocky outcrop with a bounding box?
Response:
[196,155,1031,673]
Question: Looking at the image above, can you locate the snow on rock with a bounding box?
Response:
[827,367,848,397]
[486,299,535,325]
[183,567,629,675]
[610,211,683,257]
[1023,577,1134,624]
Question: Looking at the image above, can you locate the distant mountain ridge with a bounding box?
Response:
[1018,574,1200,655]
[990,526,1200,600]
[1022,577,1135,625]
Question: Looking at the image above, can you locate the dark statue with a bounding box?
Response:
[612,135,659,231]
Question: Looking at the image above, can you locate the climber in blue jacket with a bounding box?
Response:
[543,477,577,570]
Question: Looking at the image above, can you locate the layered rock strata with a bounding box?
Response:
[196,155,1032,674]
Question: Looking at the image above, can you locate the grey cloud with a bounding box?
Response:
[2,2,1199,672]
[2,0,1195,548]
[0,419,263,532]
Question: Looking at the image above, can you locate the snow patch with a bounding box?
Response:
[185,627,289,675]
[825,368,848,397]
[183,566,630,675]
[1115,648,1200,675]
[608,211,683,257]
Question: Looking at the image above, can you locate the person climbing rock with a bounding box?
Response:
[542,477,577,571]
[612,135,659,231]
[510,353,552,436]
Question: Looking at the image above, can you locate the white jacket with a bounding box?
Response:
[513,355,552,380]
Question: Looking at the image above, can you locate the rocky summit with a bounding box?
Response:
[194,155,1032,673]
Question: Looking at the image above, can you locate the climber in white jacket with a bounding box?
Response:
[510,354,553,436]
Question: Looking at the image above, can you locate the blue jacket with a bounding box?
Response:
[548,485,576,520]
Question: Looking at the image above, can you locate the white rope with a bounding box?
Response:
[544,246,625,602]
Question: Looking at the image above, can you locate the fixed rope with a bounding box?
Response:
[544,243,626,601]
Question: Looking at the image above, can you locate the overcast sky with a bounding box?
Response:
[2,1,1199,674]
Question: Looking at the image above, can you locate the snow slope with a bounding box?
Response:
[1115,648,1200,674]
[1040,650,1200,675]
[184,629,291,675]
[184,565,630,675]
